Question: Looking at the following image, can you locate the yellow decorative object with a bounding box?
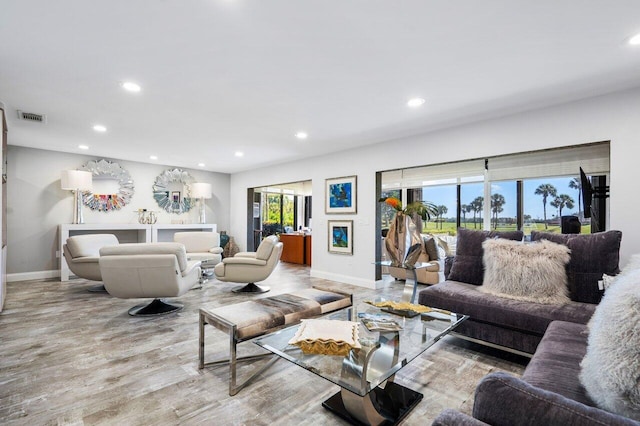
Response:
[288,319,360,356]
[366,300,450,315]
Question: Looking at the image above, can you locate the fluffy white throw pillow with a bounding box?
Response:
[479,238,571,304]
[580,254,640,420]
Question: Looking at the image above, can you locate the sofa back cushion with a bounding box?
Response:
[480,239,571,304]
[531,230,622,303]
[448,228,524,285]
[580,254,640,421]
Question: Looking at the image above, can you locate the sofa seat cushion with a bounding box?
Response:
[473,372,637,426]
[418,280,596,335]
[522,320,593,406]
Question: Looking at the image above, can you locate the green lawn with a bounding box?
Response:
[421,221,591,235]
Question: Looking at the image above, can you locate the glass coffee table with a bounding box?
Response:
[254,302,467,425]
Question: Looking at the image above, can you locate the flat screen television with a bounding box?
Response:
[580,167,593,219]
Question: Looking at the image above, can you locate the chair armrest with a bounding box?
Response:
[473,372,637,426]
[182,260,202,277]
[209,247,224,254]
[222,257,267,266]
[234,251,256,258]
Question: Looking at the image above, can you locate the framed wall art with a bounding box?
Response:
[325,175,357,214]
[328,220,353,255]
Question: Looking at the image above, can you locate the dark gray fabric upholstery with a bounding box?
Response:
[531,230,622,303]
[431,409,490,425]
[419,281,595,334]
[444,255,454,279]
[448,228,524,285]
[473,372,639,426]
[418,280,596,353]
[452,317,543,354]
[522,321,593,406]
[423,235,440,261]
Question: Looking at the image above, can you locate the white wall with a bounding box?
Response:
[7,146,230,276]
[230,87,640,288]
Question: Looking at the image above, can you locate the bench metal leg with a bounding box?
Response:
[199,310,281,396]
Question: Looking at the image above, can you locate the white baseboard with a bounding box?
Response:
[310,269,381,289]
[7,270,60,282]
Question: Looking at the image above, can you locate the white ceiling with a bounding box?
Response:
[1,1,640,174]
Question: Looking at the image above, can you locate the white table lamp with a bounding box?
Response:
[61,170,93,224]
[191,182,212,224]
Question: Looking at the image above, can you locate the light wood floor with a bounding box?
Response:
[0,263,526,425]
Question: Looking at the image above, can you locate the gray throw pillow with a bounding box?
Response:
[580,254,640,420]
[448,228,524,285]
[422,235,440,261]
[531,230,622,303]
[480,239,571,304]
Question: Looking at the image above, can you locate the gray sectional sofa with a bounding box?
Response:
[432,320,640,425]
[418,228,622,354]
[420,228,635,424]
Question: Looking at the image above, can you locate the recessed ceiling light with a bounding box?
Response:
[295,131,308,140]
[235,151,244,157]
[78,145,89,150]
[121,81,141,92]
[629,33,640,45]
[407,98,426,108]
[93,124,107,132]
[198,163,205,167]
[149,155,158,160]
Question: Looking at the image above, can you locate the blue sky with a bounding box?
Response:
[421,176,582,221]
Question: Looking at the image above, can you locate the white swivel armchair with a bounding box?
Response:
[214,235,283,293]
[99,243,201,316]
[63,234,119,292]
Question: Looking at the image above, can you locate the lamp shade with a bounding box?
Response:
[61,170,93,191]
[191,182,212,199]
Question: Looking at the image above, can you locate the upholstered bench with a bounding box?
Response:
[198,287,352,395]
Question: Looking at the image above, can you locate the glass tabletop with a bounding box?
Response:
[374,260,435,270]
[254,303,467,397]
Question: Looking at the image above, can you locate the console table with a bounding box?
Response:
[59,223,217,281]
[151,223,217,242]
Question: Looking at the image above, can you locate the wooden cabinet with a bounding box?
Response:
[280,234,311,266]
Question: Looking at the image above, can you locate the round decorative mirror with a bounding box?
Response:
[152,169,195,214]
[82,159,134,211]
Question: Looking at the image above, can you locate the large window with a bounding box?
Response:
[523,176,588,235]
[422,184,456,233]
[460,182,484,230]
[490,181,517,231]
[379,142,609,236]
[380,189,401,230]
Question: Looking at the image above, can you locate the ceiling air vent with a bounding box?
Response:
[17,110,47,124]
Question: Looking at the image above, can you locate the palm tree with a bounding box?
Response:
[436,205,448,230]
[461,204,470,228]
[490,193,505,230]
[569,177,582,218]
[555,194,575,217]
[470,196,484,229]
[535,184,557,229]
[550,197,561,219]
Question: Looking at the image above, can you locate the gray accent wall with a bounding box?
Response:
[6,146,230,275]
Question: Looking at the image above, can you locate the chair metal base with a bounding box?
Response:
[128,299,184,316]
[88,284,107,293]
[231,283,270,293]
